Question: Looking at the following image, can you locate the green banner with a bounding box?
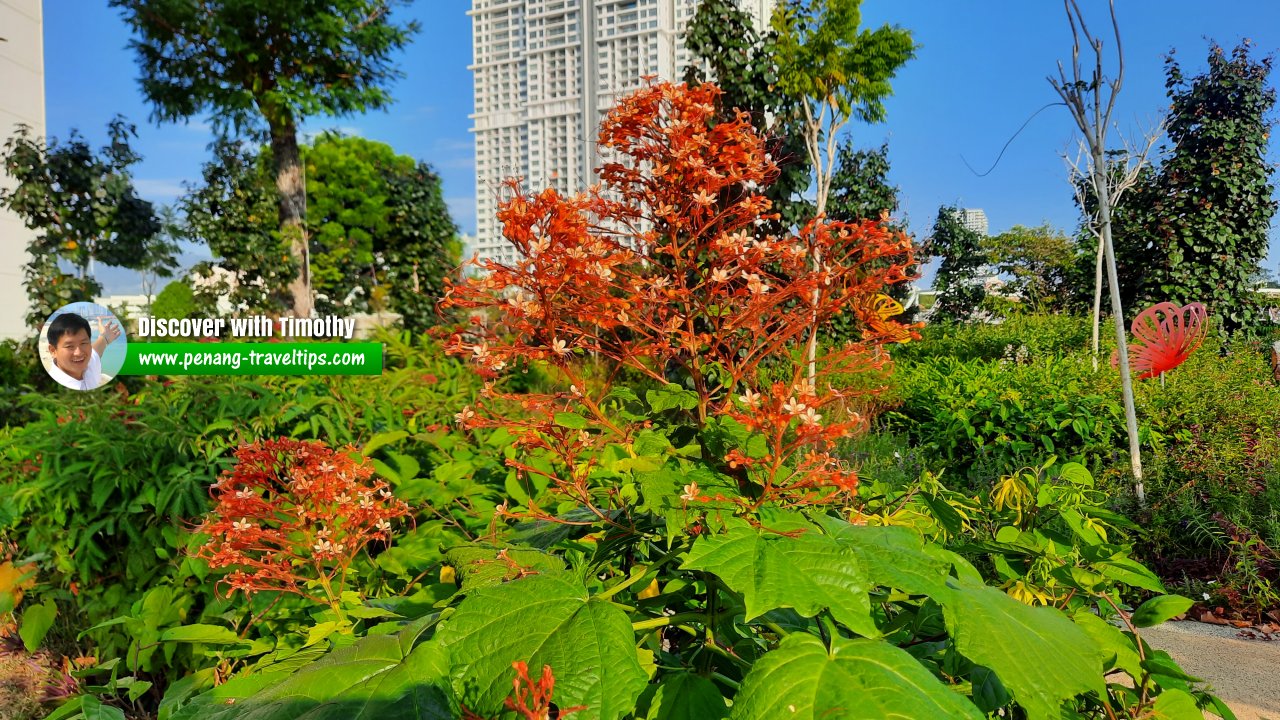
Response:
[119,343,383,376]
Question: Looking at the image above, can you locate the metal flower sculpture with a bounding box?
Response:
[1121,302,1208,380]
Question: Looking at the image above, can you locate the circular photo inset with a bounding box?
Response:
[39,302,128,391]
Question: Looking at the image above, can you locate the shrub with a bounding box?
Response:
[150,279,197,320]
[888,353,1124,477]
[0,335,491,681]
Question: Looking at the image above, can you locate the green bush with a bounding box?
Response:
[896,314,1092,363]
[150,279,197,319]
[0,334,496,680]
[888,353,1124,478]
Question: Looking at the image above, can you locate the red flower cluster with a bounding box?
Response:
[194,439,410,606]
[442,82,916,510]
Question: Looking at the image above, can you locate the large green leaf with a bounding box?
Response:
[730,634,983,719]
[1072,612,1143,679]
[645,672,728,720]
[160,624,250,646]
[943,579,1104,720]
[169,626,453,720]
[819,519,949,596]
[435,573,647,720]
[683,523,876,636]
[19,599,57,652]
[1149,689,1205,719]
[1131,595,1194,628]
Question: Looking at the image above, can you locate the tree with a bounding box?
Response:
[1049,0,1148,504]
[1142,42,1277,332]
[683,0,812,229]
[0,118,162,328]
[140,206,182,304]
[111,0,420,318]
[182,139,296,314]
[1068,154,1157,317]
[823,140,920,334]
[303,133,458,328]
[771,0,916,378]
[928,205,986,322]
[182,134,458,329]
[985,223,1076,313]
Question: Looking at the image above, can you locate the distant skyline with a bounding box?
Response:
[39,0,1280,294]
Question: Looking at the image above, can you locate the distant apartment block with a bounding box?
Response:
[956,208,989,237]
[0,0,45,339]
[468,0,775,267]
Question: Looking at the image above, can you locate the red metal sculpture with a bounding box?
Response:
[1120,302,1209,380]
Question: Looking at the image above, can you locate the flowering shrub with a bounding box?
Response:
[141,83,1226,720]
[443,81,917,512]
[196,438,410,615]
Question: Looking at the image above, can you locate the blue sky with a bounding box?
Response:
[42,0,1280,294]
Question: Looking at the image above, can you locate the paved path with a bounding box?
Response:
[1141,621,1280,719]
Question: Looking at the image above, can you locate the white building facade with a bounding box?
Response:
[957,208,989,237]
[0,0,45,339]
[468,0,774,266]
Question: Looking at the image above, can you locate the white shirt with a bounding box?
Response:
[49,348,104,391]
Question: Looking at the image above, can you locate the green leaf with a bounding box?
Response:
[444,544,565,590]
[80,696,127,720]
[819,519,949,596]
[682,524,877,637]
[730,634,983,719]
[436,573,647,720]
[646,384,698,413]
[170,630,454,720]
[1131,595,1194,628]
[1149,688,1205,719]
[645,672,728,720]
[553,411,589,429]
[19,599,57,652]
[363,431,409,456]
[160,624,248,646]
[1095,556,1166,593]
[1072,612,1143,678]
[942,578,1103,720]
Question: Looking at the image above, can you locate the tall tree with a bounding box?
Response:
[182,139,295,314]
[111,0,419,318]
[183,134,457,330]
[927,205,986,323]
[771,0,916,378]
[0,119,162,328]
[683,0,811,229]
[1143,42,1277,332]
[1049,0,1147,504]
[823,140,920,335]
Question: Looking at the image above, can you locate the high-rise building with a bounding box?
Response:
[0,0,46,339]
[468,0,775,266]
[956,208,989,237]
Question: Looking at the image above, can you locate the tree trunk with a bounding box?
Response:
[1094,151,1144,505]
[1091,233,1104,370]
[269,117,313,318]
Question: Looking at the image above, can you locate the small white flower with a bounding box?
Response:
[681,481,700,502]
[800,407,822,426]
[739,389,761,407]
[710,267,731,283]
[313,540,334,555]
[234,487,255,500]
[782,397,807,415]
[232,518,253,533]
[552,338,571,355]
[455,406,476,425]
[1203,592,1211,601]
[376,519,392,534]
